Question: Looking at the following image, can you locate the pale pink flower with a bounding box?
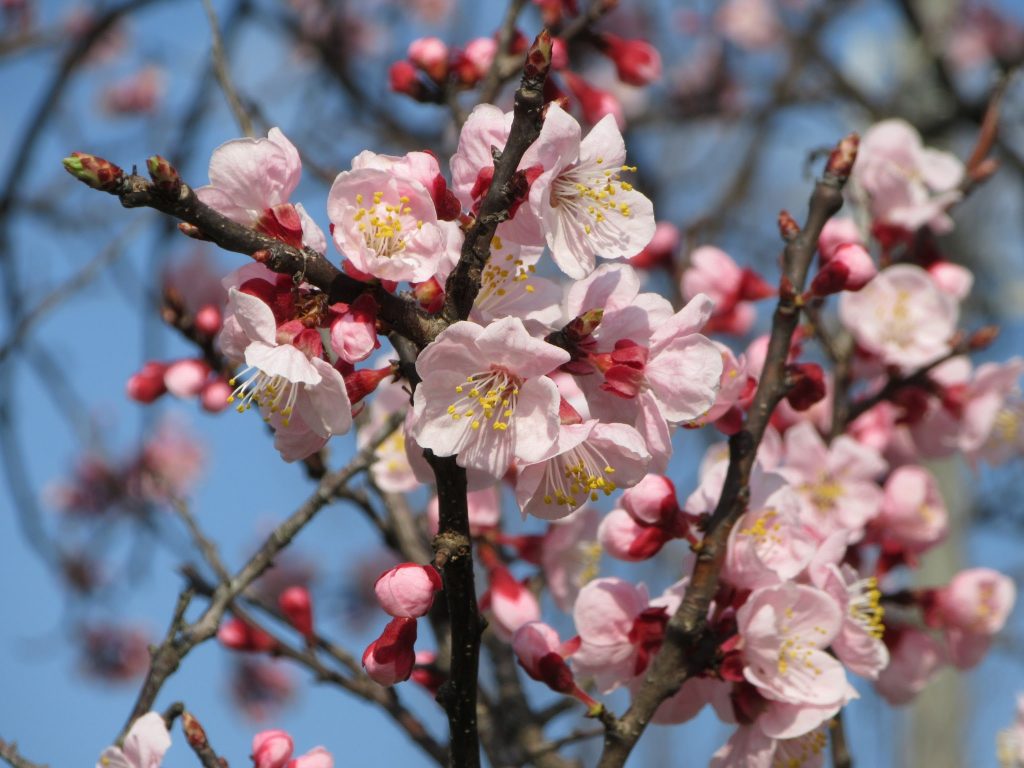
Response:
[362,617,418,686]
[852,118,964,234]
[224,288,352,460]
[875,627,945,705]
[469,237,561,333]
[997,694,1024,768]
[102,65,164,115]
[407,36,448,81]
[839,264,959,369]
[515,418,650,520]
[711,724,828,768]
[481,564,541,640]
[978,395,1024,465]
[600,474,703,562]
[779,421,888,542]
[571,577,670,693]
[928,260,974,300]
[813,564,888,679]
[411,317,568,478]
[96,712,171,768]
[875,465,948,553]
[817,216,864,261]
[459,38,497,82]
[540,505,600,612]
[374,563,443,618]
[197,128,324,251]
[326,151,451,282]
[279,586,314,641]
[681,245,773,335]
[358,381,417,493]
[163,358,210,398]
[723,467,817,590]
[809,242,877,296]
[689,342,757,432]
[931,567,1016,669]
[739,584,842,697]
[329,295,378,364]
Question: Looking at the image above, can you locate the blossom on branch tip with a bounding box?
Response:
[362,616,418,686]
[374,563,443,618]
[251,730,334,768]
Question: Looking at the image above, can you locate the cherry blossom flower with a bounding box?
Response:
[374,563,443,618]
[96,712,171,768]
[852,118,964,234]
[874,465,948,554]
[327,150,453,282]
[481,563,541,640]
[715,0,782,50]
[875,626,945,705]
[512,622,597,708]
[598,34,662,86]
[411,317,568,478]
[196,128,324,251]
[737,583,851,739]
[223,287,352,461]
[600,474,703,562]
[997,694,1024,768]
[540,505,600,612]
[813,564,889,679]
[469,237,561,332]
[711,724,828,768]
[929,567,1016,669]
[779,421,888,543]
[680,245,773,335]
[358,381,417,493]
[515,417,650,520]
[839,264,959,369]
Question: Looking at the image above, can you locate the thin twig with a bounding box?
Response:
[0,740,47,768]
[199,0,254,137]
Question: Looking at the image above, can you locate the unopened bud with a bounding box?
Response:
[146,155,181,192]
[825,133,859,181]
[408,37,449,82]
[523,29,553,81]
[785,362,826,411]
[411,276,444,313]
[178,222,208,240]
[62,152,123,191]
[181,711,207,749]
[777,210,800,241]
[598,33,662,86]
[566,308,603,340]
[389,60,426,100]
[194,303,222,336]
[344,365,395,405]
[279,585,315,641]
[968,325,999,351]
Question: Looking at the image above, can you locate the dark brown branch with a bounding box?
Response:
[596,135,857,768]
[830,711,853,768]
[90,173,444,348]
[0,740,46,768]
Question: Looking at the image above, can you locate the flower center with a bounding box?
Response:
[550,159,638,235]
[228,367,300,426]
[848,576,884,639]
[353,191,423,259]
[477,237,539,310]
[447,367,521,432]
[738,509,782,544]
[540,440,618,509]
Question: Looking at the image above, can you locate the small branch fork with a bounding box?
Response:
[595,134,860,768]
[0,740,46,768]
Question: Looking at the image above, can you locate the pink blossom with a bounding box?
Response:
[515,418,650,520]
[407,36,448,81]
[223,287,352,460]
[326,151,452,282]
[374,563,443,618]
[458,38,497,83]
[80,624,150,681]
[219,617,277,653]
[599,474,702,561]
[852,119,964,234]
[540,505,600,612]
[362,616,418,686]
[997,694,1024,767]
[599,34,662,86]
[96,712,171,768]
[411,317,568,478]
[329,295,379,364]
[875,627,945,705]
[196,128,324,251]
[779,421,888,542]
[711,724,828,768]
[481,564,541,640]
[102,65,164,115]
[817,216,863,261]
[628,220,679,270]
[931,567,1016,669]
[928,260,974,300]
[163,358,210,398]
[813,564,889,679]
[469,237,562,333]
[127,361,168,403]
[875,465,948,553]
[356,381,417,493]
[809,242,877,296]
[278,586,315,641]
[253,730,293,768]
[681,245,773,335]
[561,71,625,129]
[737,583,850,738]
[839,264,959,369]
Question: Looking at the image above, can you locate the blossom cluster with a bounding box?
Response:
[118,97,1020,765]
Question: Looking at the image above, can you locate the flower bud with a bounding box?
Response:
[481,565,540,640]
[411,276,445,313]
[628,221,678,270]
[388,60,425,100]
[599,33,662,86]
[408,36,449,82]
[62,152,124,191]
[200,378,232,413]
[146,155,181,192]
[126,362,169,403]
[524,29,553,81]
[181,712,208,750]
[252,729,293,768]
[785,362,826,411]
[292,747,333,768]
[562,70,624,129]
[826,133,859,180]
[217,617,276,653]
[374,563,443,618]
[329,294,379,364]
[278,586,315,641]
[810,242,876,296]
[194,303,223,336]
[818,217,862,261]
[362,616,418,686]
[164,359,210,398]
[455,37,497,85]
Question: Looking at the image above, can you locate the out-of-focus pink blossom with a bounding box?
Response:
[628,221,679,270]
[219,617,277,653]
[875,626,945,705]
[481,563,541,640]
[561,70,625,129]
[163,359,210,398]
[95,712,171,768]
[817,217,863,261]
[374,563,443,618]
[407,36,448,82]
[681,245,773,335]
[231,659,293,721]
[928,261,974,300]
[278,586,315,641]
[715,0,782,49]
[809,243,876,296]
[362,616,418,686]
[102,65,164,115]
[852,119,964,234]
[252,730,293,768]
[127,362,169,403]
[541,505,600,612]
[875,465,948,553]
[928,567,1016,669]
[599,34,662,86]
[839,264,958,369]
[81,624,151,681]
